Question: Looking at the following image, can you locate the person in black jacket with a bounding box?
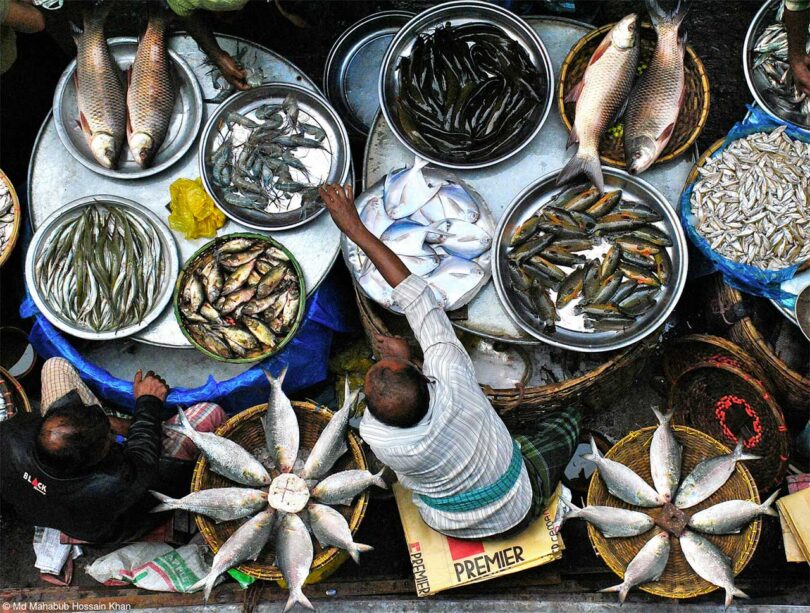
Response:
[0,358,226,543]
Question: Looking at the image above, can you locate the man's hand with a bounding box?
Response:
[319,184,365,239]
[791,54,810,96]
[374,332,411,360]
[215,51,249,91]
[133,370,169,402]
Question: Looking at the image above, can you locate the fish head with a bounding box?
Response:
[626,135,658,175]
[89,132,120,169]
[612,14,639,49]
[129,132,157,168]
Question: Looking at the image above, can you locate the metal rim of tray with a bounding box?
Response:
[173,232,307,363]
[52,36,204,180]
[198,82,351,231]
[377,0,555,170]
[324,10,415,135]
[491,167,689,352]
[25,195,180,341]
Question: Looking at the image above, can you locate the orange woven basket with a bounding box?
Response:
[587,426,761,599]
[191,401,368,582]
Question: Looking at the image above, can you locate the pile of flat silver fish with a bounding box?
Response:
[178,236,300,360]
[34,203,165,332]
[209,94,332,216]
[506,186,672,334]
[354,157,493,312]
[752,2,810,125]
[0,179,14,260]
[559,407,774,605]
[152,376,384,609]
[690,126,810,270]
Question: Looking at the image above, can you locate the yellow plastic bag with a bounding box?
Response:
[168,177,226,240]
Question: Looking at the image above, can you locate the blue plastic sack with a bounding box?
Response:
[680,106,803,307]
[20,268,358,415]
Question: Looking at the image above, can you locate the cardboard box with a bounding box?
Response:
[393,483,564,596]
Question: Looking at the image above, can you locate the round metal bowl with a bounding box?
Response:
[491,168,688,352]
[199,83,351,231]
[0,170,21,269]
[378,0,554,169]
[25,195,179,341]
[743,0,810,130]
[173,233,306,363]
[324,11,415,135]
[52,37,203,180]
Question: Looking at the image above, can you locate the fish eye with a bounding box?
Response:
[634,152,642,159]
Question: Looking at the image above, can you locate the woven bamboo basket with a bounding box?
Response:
[0,170,21,269]
[354,286,658,426]
[669,361,789,493]
[558,22,710,168]
[662,334,771,389]
[587,426,761,600]
[0,366,31,417]
[707,276,810,420]
[191,401,369,583]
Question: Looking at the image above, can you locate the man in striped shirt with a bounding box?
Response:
[320,184,581,539]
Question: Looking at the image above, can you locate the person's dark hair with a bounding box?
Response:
[365,361,430,428]
[35,396,110,474]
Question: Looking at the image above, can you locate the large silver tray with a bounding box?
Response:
[199,83,351,231]
[25,195,179,341]
[365,17,698,344]
[492,169,688,352]
[53,37,203,180]
[29,34,342,355]
[378,1,554,169]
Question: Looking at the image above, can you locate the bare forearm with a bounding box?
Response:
[786,8,810,62]
[184,12,224,61]
[4,2,44,33]
[351,226,410,288]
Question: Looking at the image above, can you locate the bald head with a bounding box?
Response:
[365,358,429,428]
[36,403,110,473]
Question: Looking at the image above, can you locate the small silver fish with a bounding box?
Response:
[680,529,749,607]
[416,183,480,224]
[399,251,441,276]
[674,440,761,509]
[300,378,358,481]
[425,256,486,311]
[359,195,395,237]
[384,158,441,219]
[261,365,299,472]
[584,436,662,507]
[688,490,779,535]
[277,513,315,612]
[311,469,387,506]
[556,501,654,538]
[649,407,681,502]
[148,488,267,523]
[600,531,670,604]
[165,409,271,486]
[380,220,440,257]
[307,502,373,564]
[428,219,492,259]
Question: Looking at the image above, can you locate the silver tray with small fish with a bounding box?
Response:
[744,0,810,130]
[199,83,351,231]
[25,195,179,341]
[492,169,688,352]
[324,11,414,135]
[52,37,203,180]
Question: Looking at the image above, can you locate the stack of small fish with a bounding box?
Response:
[506,186,673,334]
[690,126,810,270]
[0,178,15,261]
[752,2,810,125]
[354,158,493,311]
[178,236,301,361]
[72,6,176,169]
[208,94,331,216]
[0,374,12,422]
[34,203,165,332]
[394,22,546,163]
[152,373,383,610]
[557,408,774,606]
[559,0,688,192]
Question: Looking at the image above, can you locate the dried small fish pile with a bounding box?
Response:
[208,94,331,216]
[178,236,301,360]
[0,179,15,260]
[34,203,165,332]
[0,374,13,422]
[506,186,673,334]
[752,4,810,125]
[690,127,810,270]
[395,22,546,163]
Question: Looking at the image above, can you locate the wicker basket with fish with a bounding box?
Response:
[0,170,20,270]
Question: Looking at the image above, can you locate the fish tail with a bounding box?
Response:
[85,0,116,27]
[651,406,670,425]
[348,542,374,564]
[645,0,689,29]
[557,148,604,194]
[582,435,602,462]
[187,571,216,602]
[725,586,749,607]
[70,21,83,45]
[413,157,429,172]
[760,490,780,516]
[284,587,314,612]
[371,468,388,490]
[148,490,177,513]
[176,406,194,434]
[264,364,288,387]
[732,440,762,462]
[599,583,629,604]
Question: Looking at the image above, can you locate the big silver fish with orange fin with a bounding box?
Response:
[71,0,126,169]
[127,11,176,167]
[557,14,639,193]
[624,0,689,174]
